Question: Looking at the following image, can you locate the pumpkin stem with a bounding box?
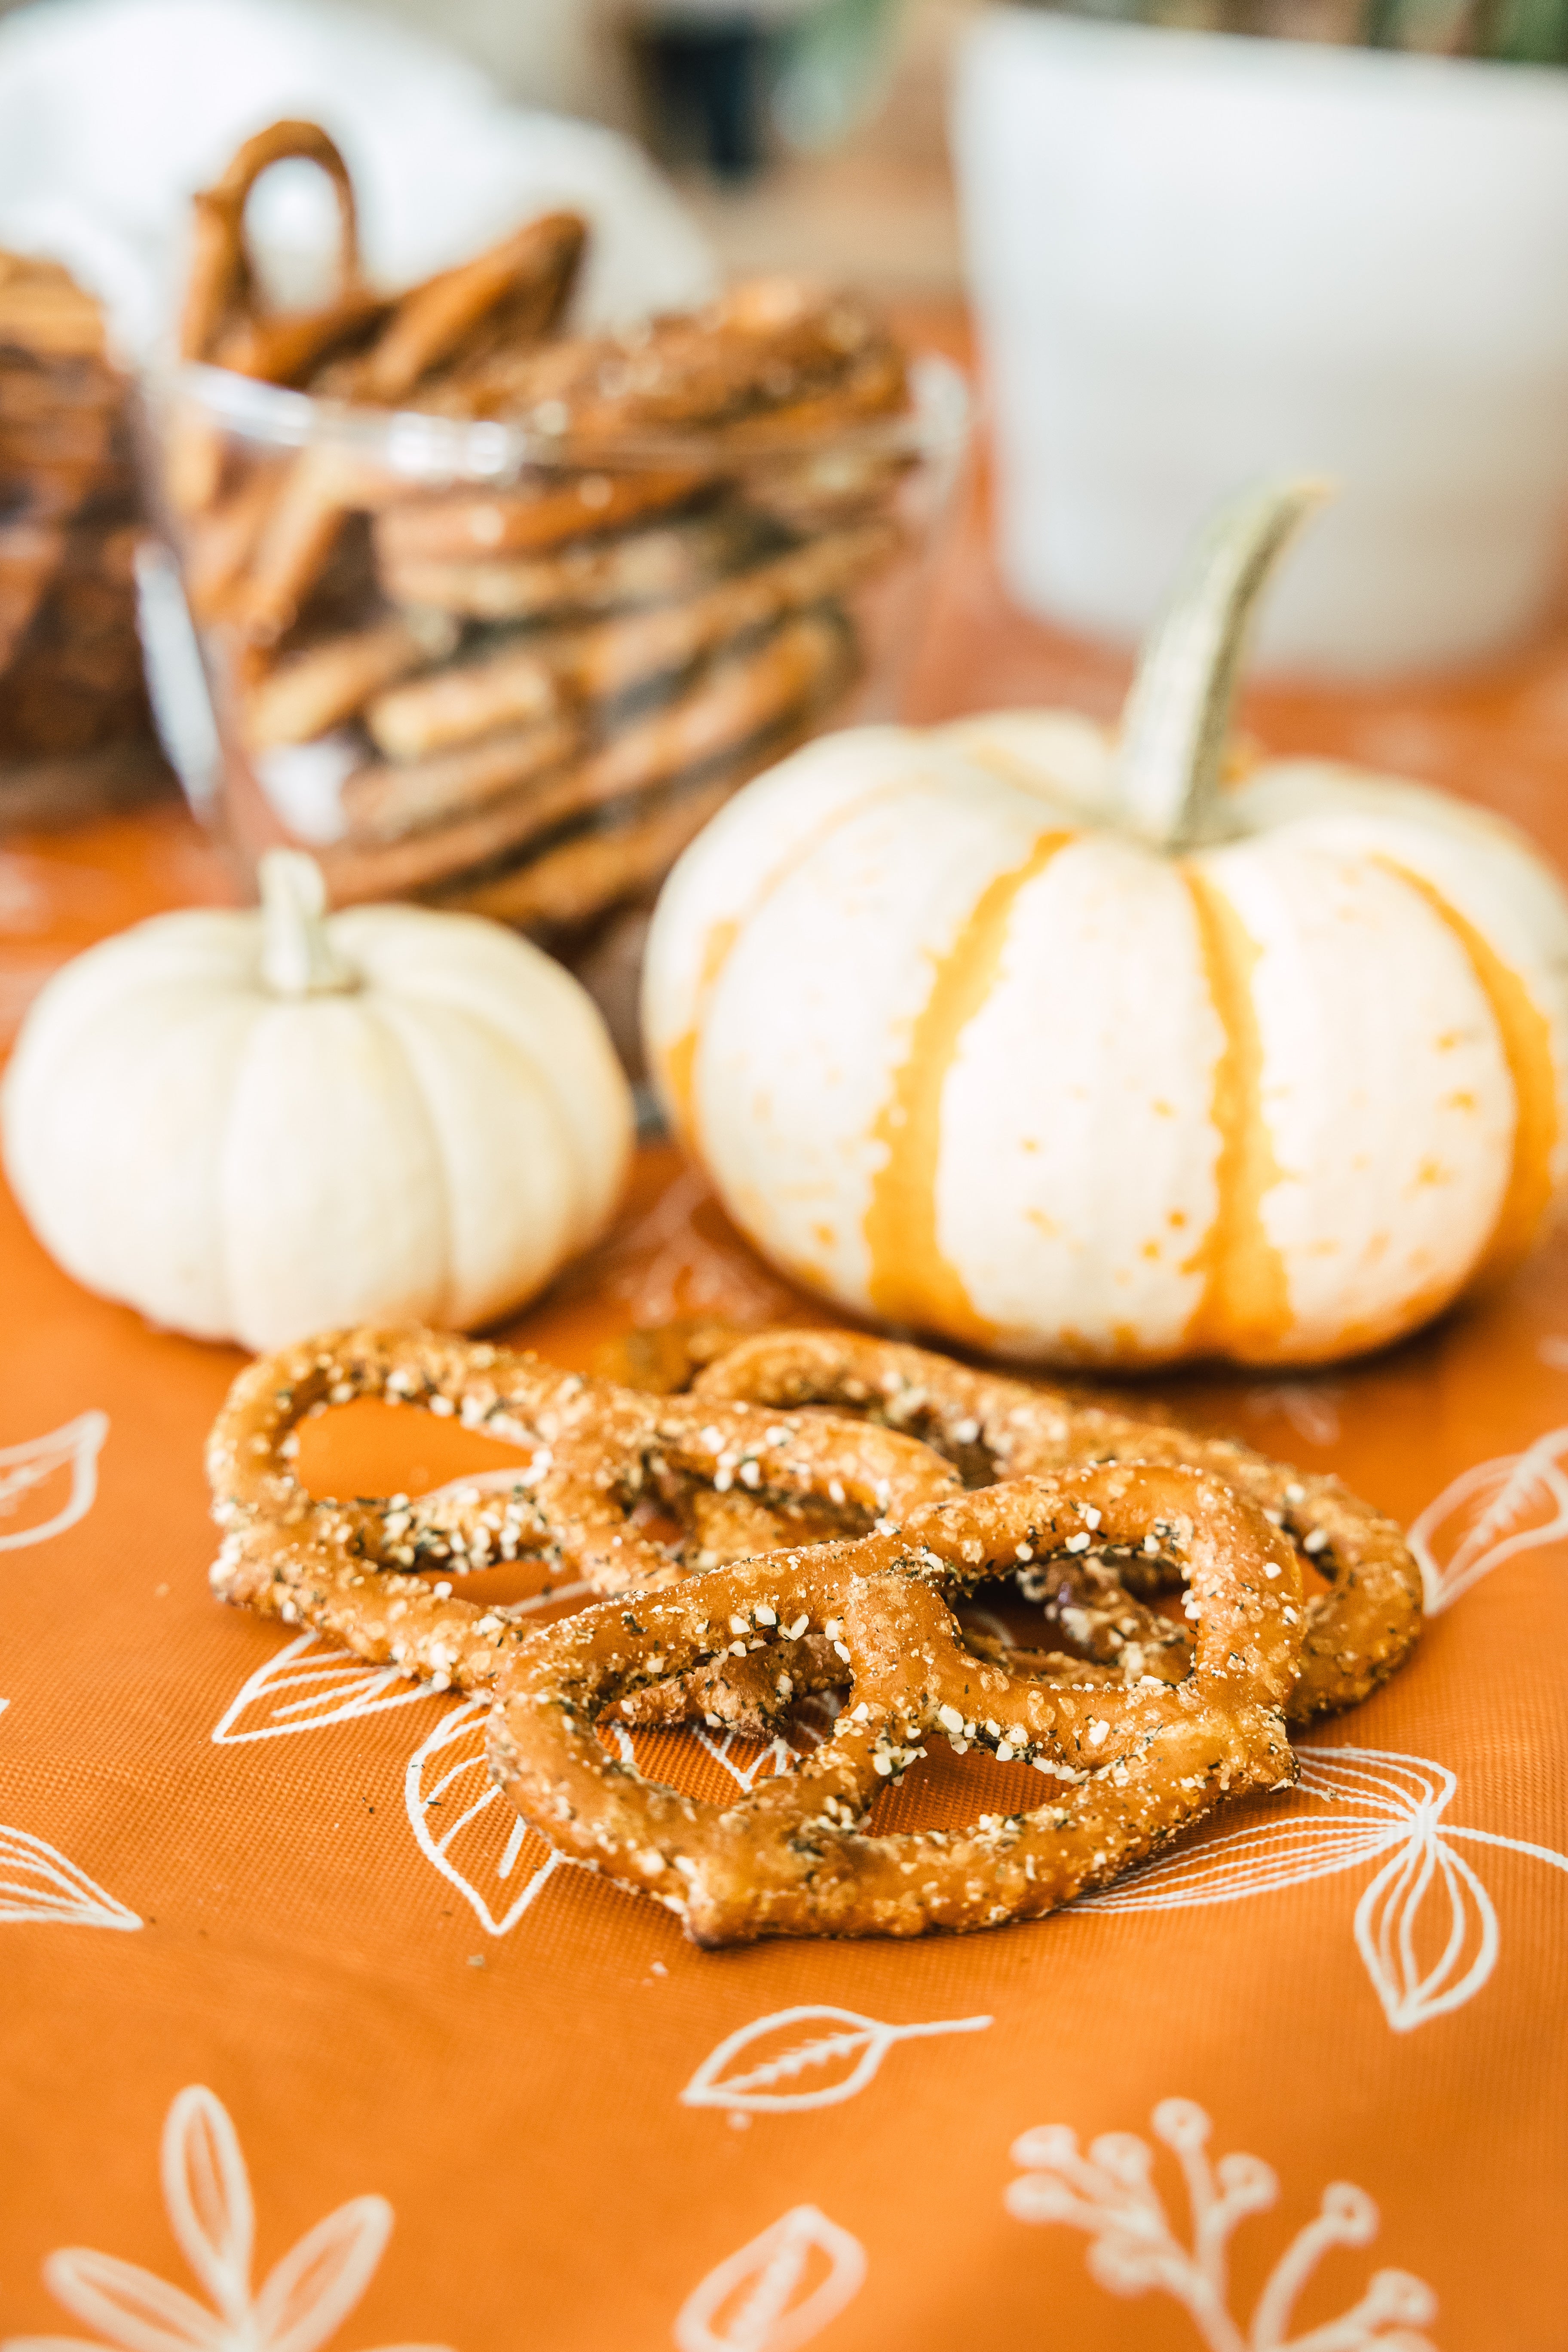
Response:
[259,849,358,996]
[1113,476,1334,851]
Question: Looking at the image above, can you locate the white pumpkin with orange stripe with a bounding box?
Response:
[644,480,1568,1366]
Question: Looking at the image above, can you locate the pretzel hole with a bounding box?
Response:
[593,1714,825,1809]
[244,159,351,311]
[288,1394,535,1504]
[863,1740,1054,1837]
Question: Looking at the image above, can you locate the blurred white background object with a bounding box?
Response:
[955,8,1568,674]
[0,0,715,358]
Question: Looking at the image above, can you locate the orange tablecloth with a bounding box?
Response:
[3,448,1567,2351]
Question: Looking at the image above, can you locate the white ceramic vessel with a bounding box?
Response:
[953,9,1568,674]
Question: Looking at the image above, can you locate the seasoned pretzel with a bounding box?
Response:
[431,702,828,933]
[339,712,581,845]
[179,120,383,382]
[429,279,901,441]
[431,771,740,933]
[208,1323,960,1597]
[694,1329,1421,1723]
[372,467,708,572]
[241,612,456,750]
[374,505,764,622]
[318,611,851,905]
[488,1466,1302,1945]
[367,519,897,763]
[339,212,586,406]
[207,1323,961,1736]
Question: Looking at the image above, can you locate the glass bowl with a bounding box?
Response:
[135,346,968,1060]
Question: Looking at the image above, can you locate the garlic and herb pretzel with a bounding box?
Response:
[489,1465,1303,1946]
[209,1323,960,1596]
[693,1328,1421,1723]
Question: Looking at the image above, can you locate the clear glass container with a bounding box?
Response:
[137,348,968,1060]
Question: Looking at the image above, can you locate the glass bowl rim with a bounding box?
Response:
[152,347,971,487]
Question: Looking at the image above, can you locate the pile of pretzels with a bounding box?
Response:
[208,1322,1422,1948]
[0,249,159,821]
[168,122,914,942]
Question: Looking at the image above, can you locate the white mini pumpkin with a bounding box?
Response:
[2,851,633,1350]
[644,480,1568,1367]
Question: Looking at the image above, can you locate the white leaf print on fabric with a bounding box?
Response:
[0,1698,139,1932]
[0,1412,108,1551]
[673,2206,866,2352]
[405,1697,571,1937]
[1243,1385,1344,1447]
[212,1579,594,1748]
[0,2082,452,2352]
[1077,1746,1567,2031]
[0,1823,141,1932]
[1006,2096,1437,2352]
[1408,1426,1568,1613]
[211,1632,441,1745]
[681,2006,991,2115]
[405,1700,634,1936]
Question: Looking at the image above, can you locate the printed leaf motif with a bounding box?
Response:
[405,1698,567,1937]
[1007,2096,1437,2352]
[691,1726,809,1796]
[1408,1425,1568,1614]
[0,1822,141,1932]
[211,1633,439,1746]
[2,2083,453,2352]
[1077,1745,1567,2033]
[0,1412,108,1551]
[673,2207,866,2352]
[402,1699,631,1937]
[682,2005,991,2115]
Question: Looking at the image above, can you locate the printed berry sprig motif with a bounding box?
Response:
[1006,2098,1437,2352]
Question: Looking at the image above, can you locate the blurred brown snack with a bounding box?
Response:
[376,504,767,622]
[427,279,904,440]
[0,248,162,801]
[374,465,711,567]
[180,119,386,384]
[339,709,581,843]
[240,611,458,750]
[436,770,740,929]
[366,517,899,761]
[318,607,851,902]
[591,1318,768,1394]
[334,213,588,406]
[705,341,909,449]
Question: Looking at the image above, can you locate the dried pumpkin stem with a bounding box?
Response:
[259,848,358,996]
[1113,475,1333,853]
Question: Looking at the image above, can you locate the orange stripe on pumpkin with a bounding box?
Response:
[1179,867,1294,1360]
[1377,858,1559,1282]
[863,830,1074,1342]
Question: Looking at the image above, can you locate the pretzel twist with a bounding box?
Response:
[691,1329,1421,1722]
[179,120,380,381]
[488,1466,1302,1945]
[208,1323,959,1598]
